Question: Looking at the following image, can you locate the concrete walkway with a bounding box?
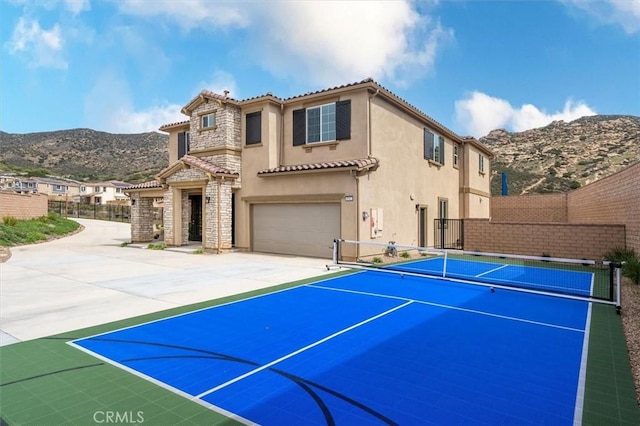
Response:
[0,219,334,346]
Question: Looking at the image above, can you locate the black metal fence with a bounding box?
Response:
[48,201,131,223]
[434,219,464,249]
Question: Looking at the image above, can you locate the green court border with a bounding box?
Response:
[1,271,638,425]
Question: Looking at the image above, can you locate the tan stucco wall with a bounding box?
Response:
[359,96,462,248]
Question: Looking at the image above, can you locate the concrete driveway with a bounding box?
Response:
[0,219,334,346]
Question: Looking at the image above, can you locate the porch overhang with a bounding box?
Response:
[257,157,379,178]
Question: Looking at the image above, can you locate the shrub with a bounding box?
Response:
[604,247,640,284]
[147,243,166,250]
[400,251,411,259]
[372,257,383,264]
[3,216,18,226]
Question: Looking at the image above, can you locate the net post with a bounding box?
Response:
[615,262,622,314]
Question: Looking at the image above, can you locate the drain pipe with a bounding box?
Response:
[368,88,380,157]
[217,177,222,254]
[279,103,285,166]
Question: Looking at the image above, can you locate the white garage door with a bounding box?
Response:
[253,203,340,258]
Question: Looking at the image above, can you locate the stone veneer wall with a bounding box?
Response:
[190,101,242,154]
[130,195,155,242]
[163,189,174,243]
[204,179,234,250]
[181,191,189,244]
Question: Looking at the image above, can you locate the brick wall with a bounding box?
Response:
[568,162,640,252]
[464,218,625,260]
[0,192,48,219]
[491,193,567,222]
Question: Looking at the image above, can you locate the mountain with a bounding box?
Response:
[0,128,168,183]
[1,115,638,190]
[482,115,640,195]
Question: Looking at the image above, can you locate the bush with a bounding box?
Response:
[3,216,18,226]
[147,243,166,250]
[604,247,640,284]
[372,257,383,264]
[400,251,411,259]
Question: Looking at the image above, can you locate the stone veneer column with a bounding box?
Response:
[203,179,234,251]
[131,195,155,242]
[163,189,174,244]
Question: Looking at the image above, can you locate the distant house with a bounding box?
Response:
[80,181,131,205]
[126,78,493,258]
[5,177,39,194]
[32,177,80,200]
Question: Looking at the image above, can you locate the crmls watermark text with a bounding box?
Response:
[93,411,144,424]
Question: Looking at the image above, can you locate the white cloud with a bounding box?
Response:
[196,70,239,99]
[115,0,248,30]
[563,0,640,34]
[116,0,451,87]
[63,0,90,15]
[84,70,186,133]
[455,91,597,137]
[5,17,67,69]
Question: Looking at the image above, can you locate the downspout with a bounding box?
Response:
[367,89,379,158]
[279,103,285,166]
[352,170,360,259]
[217,177,222,254]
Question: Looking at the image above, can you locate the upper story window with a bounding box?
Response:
[201,113,216,130]
[178,131,190,158]
[479,153,485,173]
[116,188,123,194]
[94,186,101,192]
[80,185,86,192]
[453,144,459,167]
[424,129,445,165]
[246,111,262,145]
[293,100,351,146]
[307,103,335,143]
[54,184,64,191]
[103,186,108,192]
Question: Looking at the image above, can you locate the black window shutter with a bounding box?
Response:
[246,112,261,145]
[336,100,351,140]
[178,132,186,158]
[439,135,445,165]
[293,109,306,146]
[424,129,434,160]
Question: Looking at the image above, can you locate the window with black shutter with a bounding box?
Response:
[178,131,190,158]
[246,112,262,145]
[336,100,351,140]
[424,129,445,165]
[292,100,351,145]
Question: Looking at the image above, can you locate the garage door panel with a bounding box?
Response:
[253,204,340,258]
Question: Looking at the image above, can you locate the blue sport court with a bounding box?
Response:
[70,255,601,425]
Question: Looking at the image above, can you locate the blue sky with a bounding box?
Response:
[1,0,639,138]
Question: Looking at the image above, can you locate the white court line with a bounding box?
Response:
[67,341,258,426]
[475,264,509,278]
[573,302,593,425]
[193,300,414,400]
[310,284,586,333]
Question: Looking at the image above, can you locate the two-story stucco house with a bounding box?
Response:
[126,79,493,258]
[32,177,80,200]
[80,181,131,205]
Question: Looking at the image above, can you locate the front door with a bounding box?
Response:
[419,207,428,248]
[188,195,202,242]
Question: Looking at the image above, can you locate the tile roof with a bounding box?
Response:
[180,155,239,176]
[124,180,162,190]
[257,158,379,175]
[158,120,190,130]
[156,155,239,179]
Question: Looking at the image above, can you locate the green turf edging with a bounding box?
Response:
[582,303,640,425]
[0,269,352,425]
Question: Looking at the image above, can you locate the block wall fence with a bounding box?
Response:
[472,161,639,258]
[0,193,48,220]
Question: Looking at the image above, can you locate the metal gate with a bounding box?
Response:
[434,219,464,249]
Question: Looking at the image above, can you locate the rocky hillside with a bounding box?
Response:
[482,115,640,195]
[0,128,168,183]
